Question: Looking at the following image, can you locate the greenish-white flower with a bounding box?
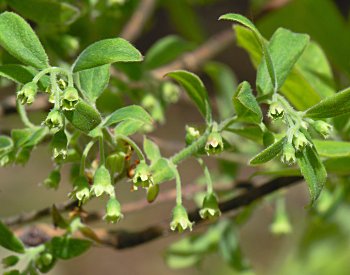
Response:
[91,165,114,197]
[170,204,194,232]
[199,192,221,219]
[17,82,38,105]
[104,197,124,223]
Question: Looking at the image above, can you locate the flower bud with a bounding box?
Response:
[57,79,67,90]
[185,126,200,146]
[43,169,61,190]
[91,165,114,197]
[312,120,332,138]
[40,253,53,266]
[44,109,64,132]
[170,204,194,232]
[51,130,68,160]
[104,197,124,223]
[71,176,90,203]
[161,82,180,104]
[281,142,296,165]
[270,204,292,235]
[147,183,159,203]
[199,192,221,219]
[17,82,38,105]
[268,102,284,120]
[205,132,224,155]
[61,87,79,111]
[132,162,154,189]
[292,131,310,151]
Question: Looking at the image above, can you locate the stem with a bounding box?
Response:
[99,136,105,165]
[80,140,95,176]
[218,116,238,131]
[17,99,36,128]
[197,158,213,193]
[50,72,61,109]
[116,134,145,161]
[33,67,74,87]
[174,169,182,205]
[171,127,211,165]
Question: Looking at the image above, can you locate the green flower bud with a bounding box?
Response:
[132,162,154,189]
[43,169,61,190]
[57,79,67,90]
[147,183,159,203]
[199,192,221,219]
[268,102,284,120]
[312,120,332,138]
[292,131,310,151]
[71,176,90,203]
[40,253,53,266]
[185,126,200,146]
[281,142,296,165]
[170,204,194,232]
[104,197,124,223]
[61,87,79,111]
[161,82,180,104]
[205,132,224,155]
[2,255,19,268]
[51,130,68,160]
[44,109,64,132]
[270,203,292,235]
[91,165,114,197]
[17,82,38,105]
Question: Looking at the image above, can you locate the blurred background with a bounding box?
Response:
[1,0,350,274]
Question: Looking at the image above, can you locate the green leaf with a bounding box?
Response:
[166,70,211,120]
[233,81,262,124]
[305,87,350,119]
[0,220,25,253]
[144,35,193,69]
[220,13,277,92]
[64,101,102,133]
[5,0,80,26]
[77,64,110,103]
[296,146,327,203]
[219,222,250,271]
[114,120,145,136]
[249,137,286,165]
[151,158,175,184]
[49,237,91,260]
[143,137,161,163]
[0,135,13,153]
[324,157,350,176]
[0,12,49,69]
[235,25,332,110]
[257,0,350,74]
[313,140,350,158]
[104,105,152,127]
[72,38,143,72]
[256,27,309,95]
[11,127,47,148]
[0,65,35,84]
[205,62,237,119]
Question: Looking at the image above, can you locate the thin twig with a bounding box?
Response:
[120,0,157,42]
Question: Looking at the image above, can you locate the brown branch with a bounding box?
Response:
[16,176,302,249]
[151,29,235,79]
[120,0,157,42]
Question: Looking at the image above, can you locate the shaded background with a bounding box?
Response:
[1,0,350,274]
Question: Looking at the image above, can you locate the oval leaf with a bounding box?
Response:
[233,81,262,124]
[64,101,101,133]
[49,237,91,260]
[296,146,327,203]
[0,12,49,69]
[305,87,350,118]
[143,137,161,163]
[220,13,277,92]
[77,64,110,103]
[0,220,25,253]
[166,70,211,120]
[313,139,350,158]
[249,137,286,165]
[104,105,152,127]
[72,38,142,72]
